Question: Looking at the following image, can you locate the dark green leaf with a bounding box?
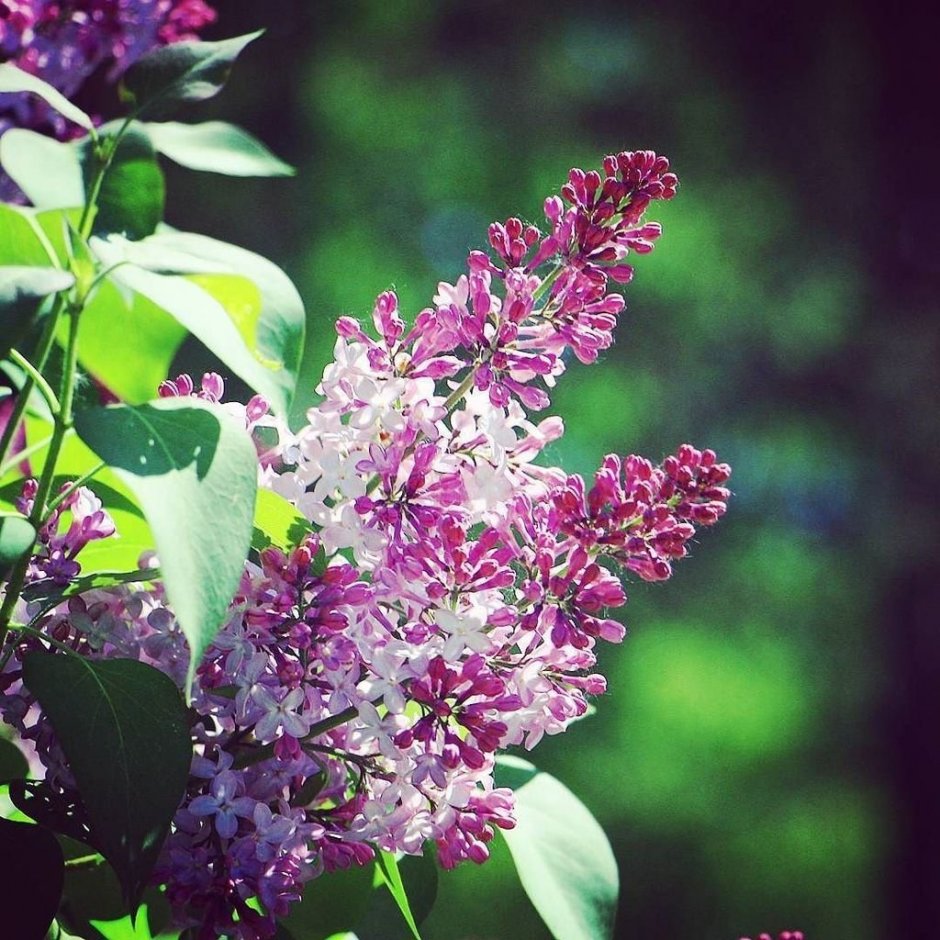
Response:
[279,861,375,940]
[0,63,93,131]
[357,852,439,940]
[373,851,423,940]
[73,399,257,691]
[120,32,264,119]
[0,129,85,208]
[252,489,311,553]
[79,127,165,239]
[0,735,28,782]
[0,265,74,360]
[0,510,35,567]
[0,816,64,939]
[495,755,619,940]
[21,653,192,911]
[144,121,295,177]
[9,779,97,848]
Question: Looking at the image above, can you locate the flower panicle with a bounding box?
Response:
[0,148,730,940]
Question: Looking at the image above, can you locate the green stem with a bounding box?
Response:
[63,853,105,870]
[0,295,67,470]
[77,116,132,240]
[7,350,60,414]
[0,308,82,646]
[232,698,381,770]
[44,461,105,515]
[0,435,52,480]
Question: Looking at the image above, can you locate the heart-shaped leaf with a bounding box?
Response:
[144,121,295,177]
[120,32,263,119]
[0,816,65,939]
[0,129,85,209]
[0,63,93,131]
[495,755,619,940]
[73,398,257,691]
[21,653,192,912]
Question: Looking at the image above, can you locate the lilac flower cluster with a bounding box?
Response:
[0,0,216,137]
[0,152,732,938]
[740,932,804,940]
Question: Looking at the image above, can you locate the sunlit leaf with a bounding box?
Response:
[73,398,257,691]
[495,755,619,940]
[252,489,311,553]
[144,121,295,177]
[0,203,59,267]
[91,232,304,416]
[0,63,93,131]
[0,510,35,569]
[0,129,85,208]
[21,654,191,911]
[76,278,188,404]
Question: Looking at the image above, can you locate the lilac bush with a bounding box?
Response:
[0,7,800,940]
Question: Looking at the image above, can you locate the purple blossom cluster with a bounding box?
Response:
[0,152,732,938]
[0,0,216,137]
[740,933,805,940]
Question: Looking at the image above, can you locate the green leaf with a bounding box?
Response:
[357,852,438,940]
[73,399,257,691]
[5,417,157,574]
[0,816,65,938]
[373,851,423,940]
[0,63,94,131]
[20,653,191,911]
[0,129,85,208]
[0,265,75,360]
[495,756,619,940]
[0,203,59,267]
[279,861,375,940]
[80,126,165,240]
[144,121,295,177]
[0,736,28,782]
[76,278,188,404]
[252,489,311,553]
[0,510,35,567]
[120,32,264,119]
[91,232,304,416]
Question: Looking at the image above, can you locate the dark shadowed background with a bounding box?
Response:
[116,2,937,937]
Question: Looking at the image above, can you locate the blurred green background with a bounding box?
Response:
[159,2,937,938]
